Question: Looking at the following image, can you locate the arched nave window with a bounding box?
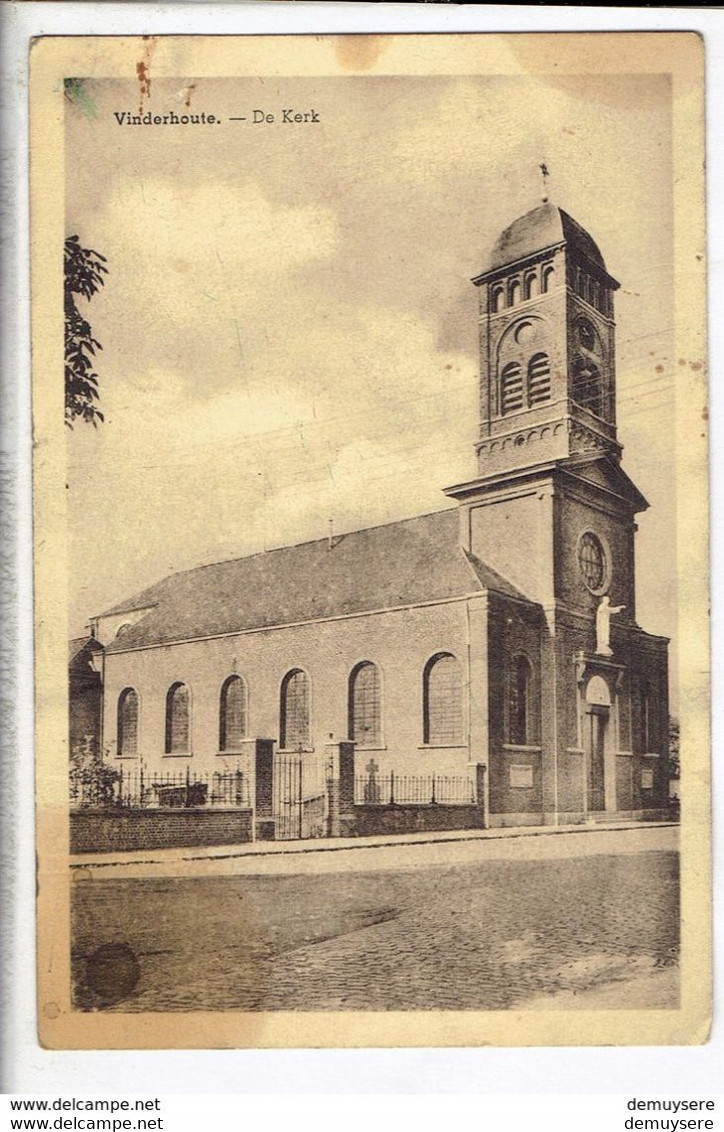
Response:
[165,682,190,754]
[423,653,463,745]
[219,675,247,751]
[117,687,138,756]
[348,662,382,747]
[280,668,310,750]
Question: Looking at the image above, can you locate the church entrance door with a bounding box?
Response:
[585,706,608,813]
[582,673,613,815]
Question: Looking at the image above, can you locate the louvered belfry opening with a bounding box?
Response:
[527,352,551,406]
[572,358,603,418]
[501,361,524,414]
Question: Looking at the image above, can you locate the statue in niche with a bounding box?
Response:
[596,595,625,657]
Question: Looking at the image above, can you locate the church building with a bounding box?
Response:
[80,199,670,832]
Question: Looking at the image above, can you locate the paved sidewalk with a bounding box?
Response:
[71,820,677,878]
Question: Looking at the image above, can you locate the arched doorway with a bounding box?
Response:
[584,675,611,812]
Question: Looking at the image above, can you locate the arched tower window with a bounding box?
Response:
[527,352,551,406]
[492,286,505,314]
[165,682,189,754]
[117,688,138,757]
[572,358,603,418]
[501,361,524,414]
[348,662,381,747]
[508,279,521,307]
[423,653,463,745]
[541,264,554,293]
[219,675,247,751]
[280,668,310,750]
[587,278,595,305]
[507,656,532,745]
[524,272,539,300]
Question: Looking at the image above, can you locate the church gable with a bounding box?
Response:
[559,454,649,514]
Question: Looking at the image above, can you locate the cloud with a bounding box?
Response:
[85,176,340,400]
[102,175,338,278]
[67,290,478,632]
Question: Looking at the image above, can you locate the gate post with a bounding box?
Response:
[254,738,275,840]
[475,762,488,829]
[325,740,355,837]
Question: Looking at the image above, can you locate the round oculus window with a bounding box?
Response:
[578,532,607,592]
[514,321,535,346]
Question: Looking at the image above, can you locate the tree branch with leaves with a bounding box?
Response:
[64,235,108,427]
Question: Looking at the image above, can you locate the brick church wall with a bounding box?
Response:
[101,598,485,784]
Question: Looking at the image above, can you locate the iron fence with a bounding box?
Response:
[354,772,476,806]
[70,766,251,810]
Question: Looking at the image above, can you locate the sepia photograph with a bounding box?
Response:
[31,31,709,1048]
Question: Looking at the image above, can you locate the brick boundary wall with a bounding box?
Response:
[70,807,254,854]
[343,804,485,838]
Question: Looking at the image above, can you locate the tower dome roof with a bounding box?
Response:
[487,201,606,273]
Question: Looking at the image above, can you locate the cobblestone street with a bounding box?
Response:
[71,825,679,1013]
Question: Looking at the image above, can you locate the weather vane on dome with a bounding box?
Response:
[539,162,550,203]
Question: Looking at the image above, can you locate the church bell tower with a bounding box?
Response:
[472,198,621,475]
[445,193,669,822]
[446,196,648,618]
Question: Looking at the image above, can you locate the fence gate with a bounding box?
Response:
[272,752,328,840]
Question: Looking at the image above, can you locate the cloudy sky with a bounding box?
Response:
[66,72,676,656]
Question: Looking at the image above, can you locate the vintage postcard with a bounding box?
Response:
[31,32,709,1048]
